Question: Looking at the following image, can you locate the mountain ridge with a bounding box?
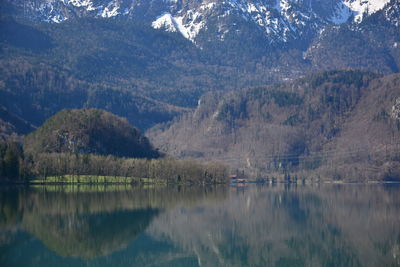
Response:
[2,0,396,46]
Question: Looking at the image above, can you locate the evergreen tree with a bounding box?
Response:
[3,144,20,179]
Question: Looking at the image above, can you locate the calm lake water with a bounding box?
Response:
[0,184,400,267]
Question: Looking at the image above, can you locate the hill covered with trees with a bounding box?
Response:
[24,108,159,158]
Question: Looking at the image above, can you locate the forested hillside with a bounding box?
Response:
[148,71,400,180]
[0,48,188,133]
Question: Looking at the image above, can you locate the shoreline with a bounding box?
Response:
[1,180,399,186]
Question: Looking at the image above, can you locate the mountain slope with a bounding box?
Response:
[0,56,187,131]
[148,71,400,180]
[2,0,399,78]
[0,106,35,141]
[305,0,400,74]
[1,1,400,142]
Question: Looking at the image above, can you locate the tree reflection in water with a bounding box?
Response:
[149,184,400,267]
[0,184,399,267]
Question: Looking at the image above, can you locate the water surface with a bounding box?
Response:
[0,184,399,266]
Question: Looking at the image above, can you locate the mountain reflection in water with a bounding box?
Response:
[0,184,399,267]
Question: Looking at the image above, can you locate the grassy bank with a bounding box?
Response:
[30,175,166,185]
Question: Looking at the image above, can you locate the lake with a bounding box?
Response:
[1,183,400,267]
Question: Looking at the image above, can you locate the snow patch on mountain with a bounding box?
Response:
[37,2,68,23]
[343,0,391,22]
[101,1,120,18]
[152,13,177,33]
[68,0,94,8]
[152,12,205,42]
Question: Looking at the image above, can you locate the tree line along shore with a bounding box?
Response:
[0,141,229,185]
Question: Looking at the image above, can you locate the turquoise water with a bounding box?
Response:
[1,184,399,266]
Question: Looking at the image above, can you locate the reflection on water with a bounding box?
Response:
[0,184,400,266]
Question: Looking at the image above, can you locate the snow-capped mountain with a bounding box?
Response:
[2,0,395,45]
[152,0,326,44]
